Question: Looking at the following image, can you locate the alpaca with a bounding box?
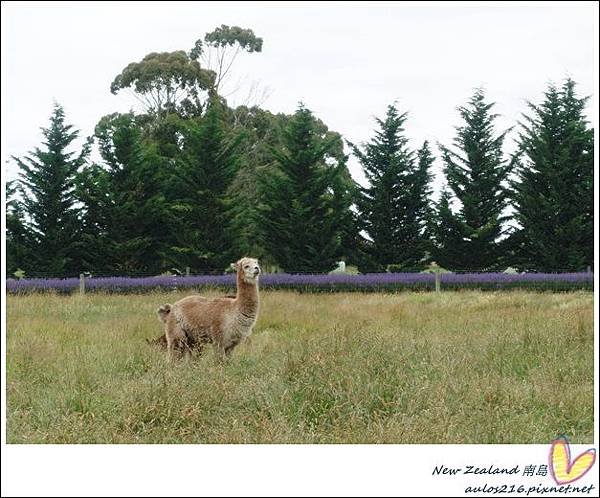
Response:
[156,257,260,361]
[147,294,237,351]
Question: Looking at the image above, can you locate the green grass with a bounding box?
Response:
[6,290,594,444]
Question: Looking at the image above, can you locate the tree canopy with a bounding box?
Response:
[350,105,433,271]
[258,104,349,272]
[190,25,263,94]
[431,89,510,270]
[509,78,594,271]
[5,29,594,278]
[11,104,90,275]
[110,51,215,116]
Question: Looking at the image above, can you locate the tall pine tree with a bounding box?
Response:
[166,98,242,272]
[350,105,433,271]
[258,104,348,272]
[12,104,89,275]
[509,78,594,271]
[79,112,171,274]
[431,89,510,270]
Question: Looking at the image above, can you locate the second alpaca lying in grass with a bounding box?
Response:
[156,257,261,361]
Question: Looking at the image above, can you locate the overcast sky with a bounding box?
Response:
[1,1,597,193]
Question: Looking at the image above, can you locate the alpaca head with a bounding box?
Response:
[231,257,261,283]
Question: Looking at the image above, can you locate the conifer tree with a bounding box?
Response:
[431,89,510,270]
[350,105,433,271]
[12,104,89,275]
[509,79,594,271]
[258,104,348,272]
[167,98,242,272]
[80,112,170,274]
[228,106,358,267]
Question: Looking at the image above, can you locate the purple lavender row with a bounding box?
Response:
[5,272,593,293]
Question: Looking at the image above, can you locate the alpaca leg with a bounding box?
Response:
[166,324,188,361]
[167,339,184,361]
[214,343,228,364]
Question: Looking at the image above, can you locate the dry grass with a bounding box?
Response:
[6,290,594,444]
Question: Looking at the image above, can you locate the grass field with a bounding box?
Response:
[6,290,594,444]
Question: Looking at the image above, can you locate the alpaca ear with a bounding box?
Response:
[230,262,239,271]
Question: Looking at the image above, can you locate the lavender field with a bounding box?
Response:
[6,271,594,294]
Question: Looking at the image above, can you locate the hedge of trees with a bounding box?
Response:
[5,26,594,276]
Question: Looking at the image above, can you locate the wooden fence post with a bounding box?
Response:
[430,261,441,293]
[79,273,85,295]
[186,266,190,276]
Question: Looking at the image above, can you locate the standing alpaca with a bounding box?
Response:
[157,257,261,361]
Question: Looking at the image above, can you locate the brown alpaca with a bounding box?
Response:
[156,257,260,361]
[147,294,237,351]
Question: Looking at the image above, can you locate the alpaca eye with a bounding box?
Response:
[244,265,249,269]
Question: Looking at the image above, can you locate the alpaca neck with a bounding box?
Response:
[236,273,259,316]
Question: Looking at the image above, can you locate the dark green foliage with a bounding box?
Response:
[333,167,364,268]
[78,113,171,274]
[75,163,113,273]
[431,89,510,270]
[229,104,359,269]
[6,41,593,279]
[226,106,289,260]
[258,104,350,272]
[509,79,594,271]
[5,181,32,276]
[11,104,90,275]
[350,105,433,271]
[429,189,468,269]
[165,99,242,272]
[141,112,187,159]
[411,140,435,266]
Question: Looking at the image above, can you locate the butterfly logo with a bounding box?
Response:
[549,436,596,485]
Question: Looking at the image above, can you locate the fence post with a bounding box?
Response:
[79,273,85,295]
[186,266,190,277]
[430,261,441,293]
